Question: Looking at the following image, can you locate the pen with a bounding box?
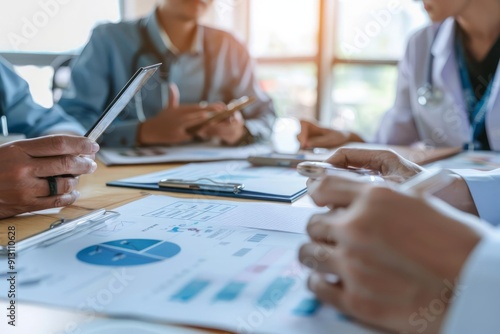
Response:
[1,115,8,137]
[159,178,245,194]
[398,169,454,195]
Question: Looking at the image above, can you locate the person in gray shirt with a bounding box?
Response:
[59,0,275,148]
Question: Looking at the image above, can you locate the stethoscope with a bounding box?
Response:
[130,16,213,122]
[417,23,444,107]
[417,21,496,150]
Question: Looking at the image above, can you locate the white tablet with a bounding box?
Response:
[84,63,161,142]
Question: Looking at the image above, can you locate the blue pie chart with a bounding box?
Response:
[77,239,181,266]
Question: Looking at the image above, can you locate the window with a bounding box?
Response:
[0,0,121,53]
[0,0,121,107]
[2,0,430,139]
[243,0,429,141]
[337,0,428,60]
[331,64,398,139]
[332,0,428,140]
[249,0,319,58]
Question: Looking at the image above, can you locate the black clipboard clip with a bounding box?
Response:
[159,178,245,194]
[0,209,120,256]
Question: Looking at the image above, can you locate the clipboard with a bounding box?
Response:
[107,179,306,203]
[107,161,307,203]
[0,209,120,255]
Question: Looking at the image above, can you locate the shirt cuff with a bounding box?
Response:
[451,169,500,226]
[443,232,500,334]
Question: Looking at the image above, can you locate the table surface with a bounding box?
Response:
[0,160,316,334]
[0,144,463,333]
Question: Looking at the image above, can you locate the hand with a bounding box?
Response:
[323,148,479,215]
[299,186,489,333]
[197,110,246,145]
[326,148,424,183]
[297,120,363,149]
[0,135,99,219]
[137,83,222,145]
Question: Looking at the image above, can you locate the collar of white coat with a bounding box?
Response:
[430,17,456,59]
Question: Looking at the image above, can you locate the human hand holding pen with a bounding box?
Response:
[0,135,99,219]
[299,170,490,333]
[137,83,225,146]
[323,148,479,215]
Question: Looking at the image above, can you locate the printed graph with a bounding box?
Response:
[77,239,181,266]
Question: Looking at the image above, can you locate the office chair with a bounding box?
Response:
[50,55,75,103]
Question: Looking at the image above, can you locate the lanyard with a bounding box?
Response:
[134,18,213,105]
[455,38,494,150]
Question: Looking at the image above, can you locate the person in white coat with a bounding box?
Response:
[299,148,500,333]
[298,0,500,151]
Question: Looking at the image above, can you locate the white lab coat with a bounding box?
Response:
[436,169,500,333]
[375,18,500,151]
[442,170,500,333]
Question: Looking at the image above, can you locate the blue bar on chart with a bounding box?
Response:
[257,277,295,309]
[248,233,267,243]
[170,279,211,302]
[233,248,252,257]
[214,281,247,302]
[292,298,321,317]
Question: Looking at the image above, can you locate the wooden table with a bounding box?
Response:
[0,160,313,334]
[0,144,461,333]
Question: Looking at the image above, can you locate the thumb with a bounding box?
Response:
[297,128,309,147]
[168,83,180,109]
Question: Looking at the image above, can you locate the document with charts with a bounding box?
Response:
[98,142,272,166]
[0,195,378,334]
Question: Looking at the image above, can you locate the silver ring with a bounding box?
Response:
[46,176,58,197]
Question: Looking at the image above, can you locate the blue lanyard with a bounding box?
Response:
[455,38,494,150]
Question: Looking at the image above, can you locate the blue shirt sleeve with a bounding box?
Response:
[0,57,85,137]
[58,25,141,147]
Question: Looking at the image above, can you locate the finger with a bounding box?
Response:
[297,130,309,148]
[206,102,226,112]
[168,83,180,109]
[326,148,388,170]
[33,176,80,197]
[308,174,366,207]
[299,243,341,274]
[308,272,350,314]
[28,191,81,211]
[182,113,211,128]
[33,156,97,178]
[16,136,100,157]
[306,213,342,243]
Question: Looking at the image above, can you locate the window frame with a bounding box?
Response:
[1,0,404,123]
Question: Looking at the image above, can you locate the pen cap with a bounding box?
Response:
[0,134,26,145]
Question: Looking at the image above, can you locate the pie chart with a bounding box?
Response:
[77,239,181,266]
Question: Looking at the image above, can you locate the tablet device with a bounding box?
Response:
[186,96,256,135]
[84,63,161,142]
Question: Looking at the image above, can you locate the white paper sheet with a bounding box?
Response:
[98,143,273,165]
[0,195,378,334]
[425,151,500,170]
